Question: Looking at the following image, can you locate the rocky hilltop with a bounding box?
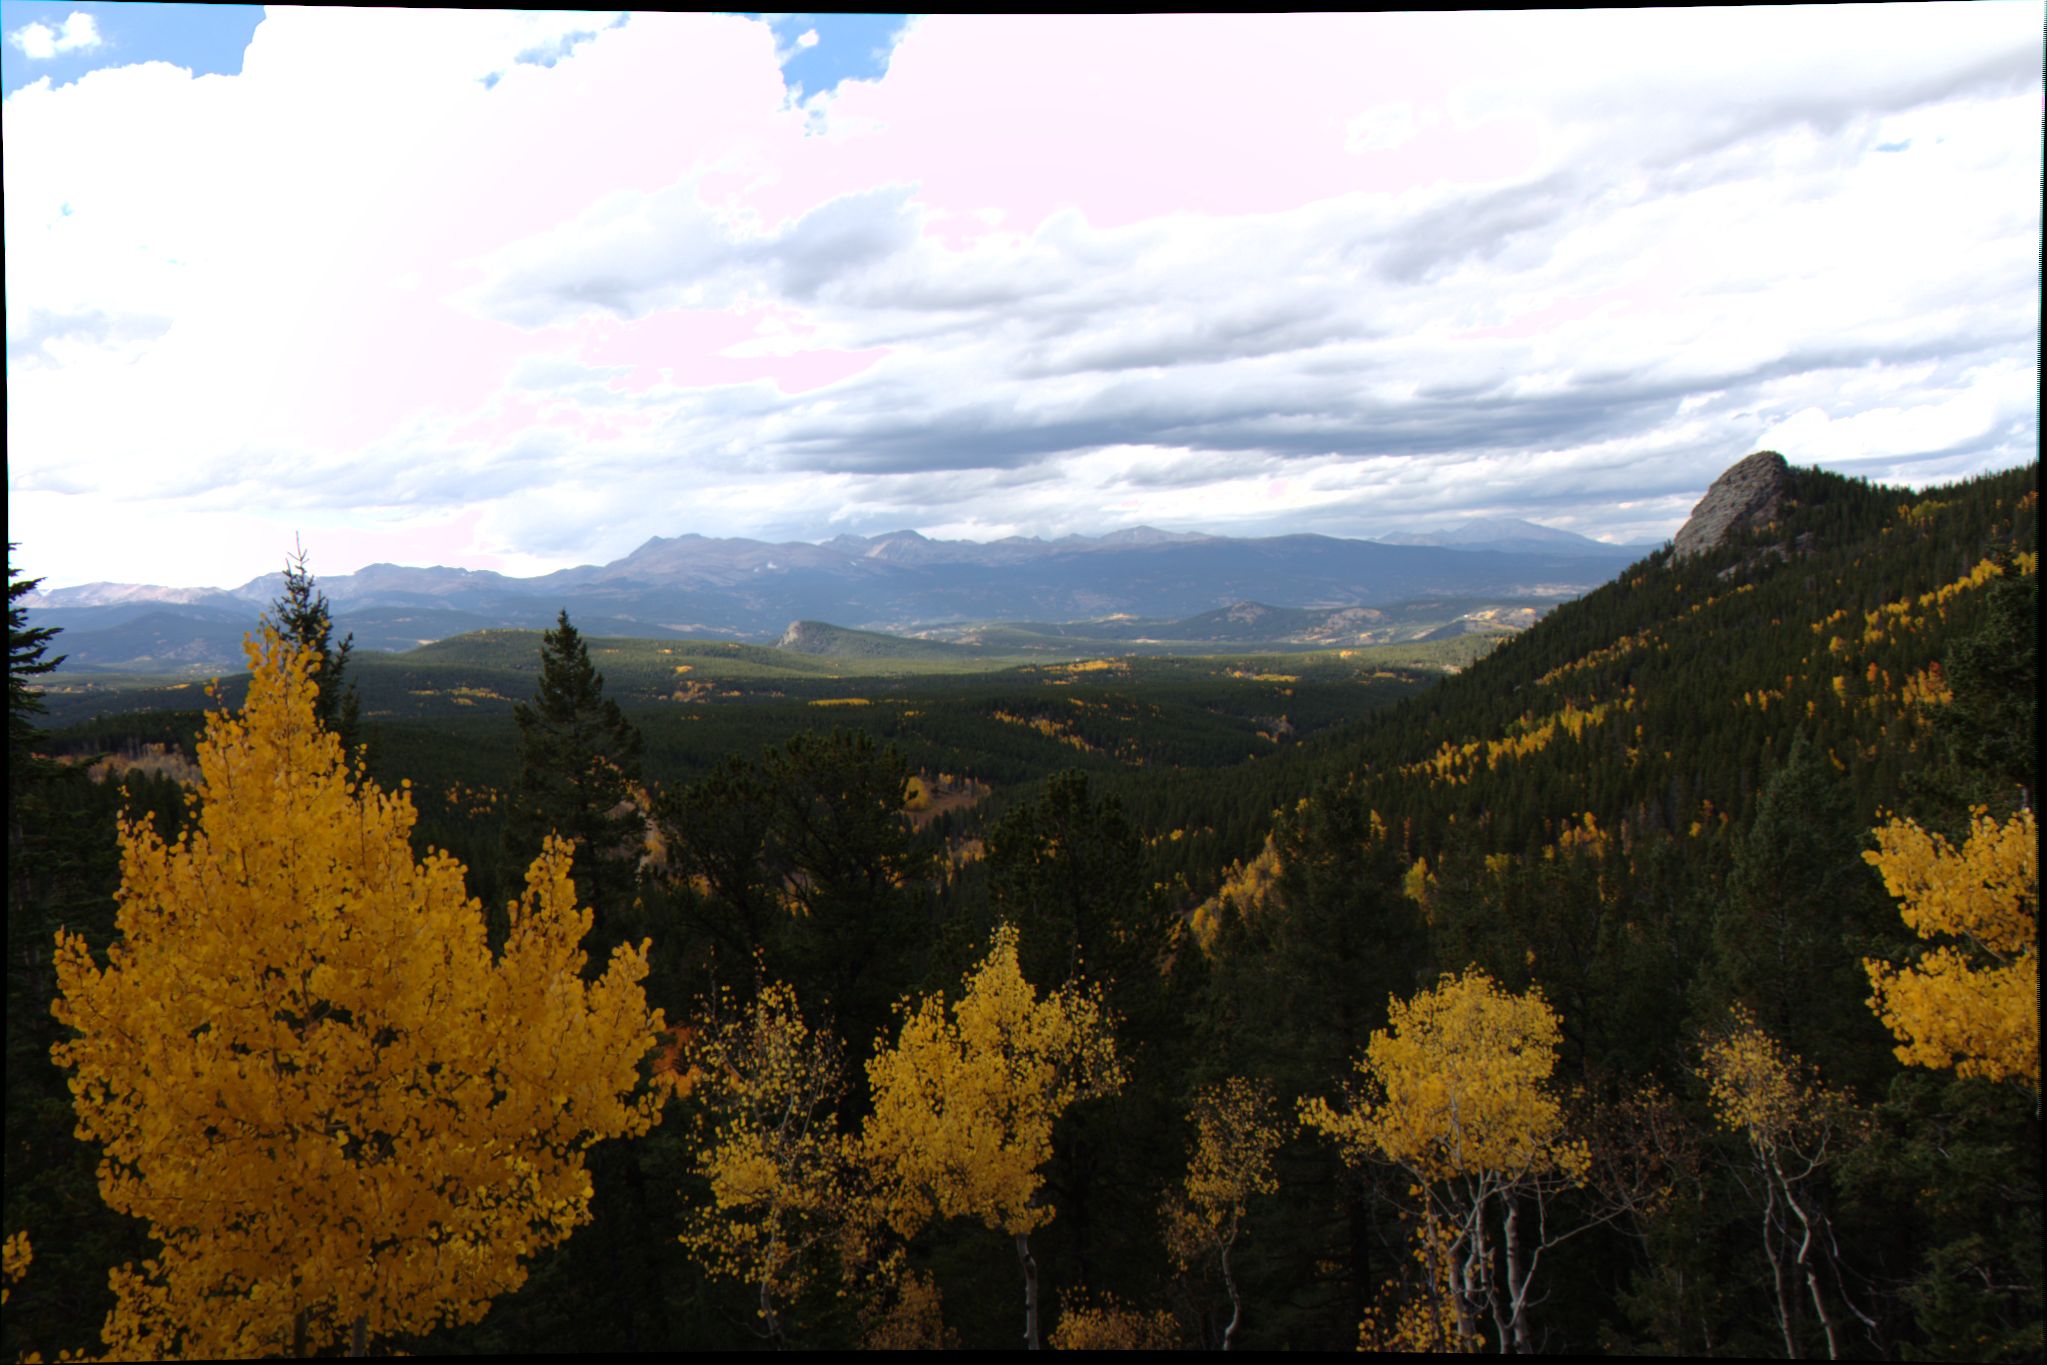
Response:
[776,620,837,652]
[1673,450,1790,560]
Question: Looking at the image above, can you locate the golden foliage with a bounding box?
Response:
[1861,807,2039,1090]
[3,1230,28,1306]
[1695,1006,1867,1358]
[1897,663,1953,709]
[1188,835,1284,950]
[1302,968,1588,1186]
[1698,1005,1846,1142]
[49,629,666,1360]
[1401,856,1433,908]
[1402,697,1633,785]
[1304,971,1589,1353]
[675,980,863,1336]
[991,709,1094,752]
[1048,1294,1182,1350]
[1356,1213,1480,1354]
[1856,552,2038,648]
[861,924,1123,1240]
[1161,1078,1281,1272]
[1536,630,1657,687]
[858,1268,958,1350]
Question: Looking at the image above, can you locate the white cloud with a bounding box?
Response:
[1344,103,1423,154]
[8,12,101,61]
[3,8,2039,590]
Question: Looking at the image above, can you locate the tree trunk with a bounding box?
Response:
[1775,1161,1842,1361]
[1444,1229,1483,1351]
[1503,1196,1535,1353]
[349,1313,367,1357]
[1762,1179,1800,1359]
[760,1268,783,1348]
[1017,1231,1041,1350]
[1219,1238,1243,1351]
[1473,1200,1511,1351]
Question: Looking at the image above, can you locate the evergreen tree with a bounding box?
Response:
[985,771,1177,1305]
[5,548,151,1362]
[759,728,934,1060]
[986,769,1164,1009]
[1705,732,1890,1090]
[263,536,361,759]
[650,753,782,981]
[8,545,66,795]
[506,610,646,938]
[1930,554,2036,807]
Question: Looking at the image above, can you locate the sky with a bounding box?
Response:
[4,6,2041,591]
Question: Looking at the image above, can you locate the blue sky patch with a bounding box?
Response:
[747,12,911,101]
[1,1,262,96]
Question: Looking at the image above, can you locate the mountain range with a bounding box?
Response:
[25,519,1654,675]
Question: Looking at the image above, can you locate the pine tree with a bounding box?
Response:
[1931,555,2037,807]
[8,545,67,794]
[985,771,1175,1307]
[506,610,646,936]
[1706,731,1889,1088]
[263,536,361,759]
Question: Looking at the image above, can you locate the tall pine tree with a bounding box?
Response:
[8,545,66,794]
[506,610,646,938]
[263,536,362,759]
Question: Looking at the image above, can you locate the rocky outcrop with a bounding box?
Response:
[1673,450,1790,561]
[777,620,832,652]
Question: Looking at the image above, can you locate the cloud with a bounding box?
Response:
[4,8,2039,591]
[466,181,922,324]
[8,12,101,61]
[5,306,171,368]
[512,13,626,69]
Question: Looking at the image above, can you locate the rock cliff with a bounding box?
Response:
[1672,450,1790,560]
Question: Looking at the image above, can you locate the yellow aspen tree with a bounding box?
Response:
[1046,1293,1182,1349]
[1698,1005,1872,1361]
[1355,1210,1473,1354]
[861,923,1123,1351]
[49,629,667,1359]
[675,978,865,1345]
[1160,1076,1281,1350]
[1300,968,1589,1354]
[1861,806,2038,1092]
[857,1268,958,1350]
[3,1231,28,1304]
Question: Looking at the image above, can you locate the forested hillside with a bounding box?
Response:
[4,457,2037,1357]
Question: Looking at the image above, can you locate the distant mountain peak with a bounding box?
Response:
[23,581,227,608]
[1375,518,1646,558]
[1096,525,1205,544]
[28,517,1644,671]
